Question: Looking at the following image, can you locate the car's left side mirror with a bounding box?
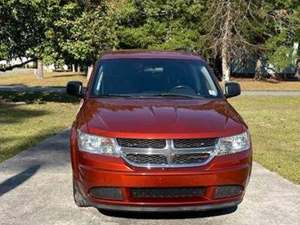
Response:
[224,82,241,98]
[66,81,84,98]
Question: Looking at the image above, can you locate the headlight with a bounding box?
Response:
[216,131,250,155]
[77,130,120,156]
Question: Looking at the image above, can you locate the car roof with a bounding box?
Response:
[101,50,205,61]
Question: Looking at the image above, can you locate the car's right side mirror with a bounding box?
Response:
[224,82,241,98]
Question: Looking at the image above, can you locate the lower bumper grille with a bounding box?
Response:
[131,187,205,199]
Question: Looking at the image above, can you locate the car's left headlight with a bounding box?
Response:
[77,130,120,156]
[216,131,250,156]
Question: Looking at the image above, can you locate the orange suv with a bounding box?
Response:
[67,50,252,212]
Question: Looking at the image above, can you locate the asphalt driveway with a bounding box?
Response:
[0,131,299,225]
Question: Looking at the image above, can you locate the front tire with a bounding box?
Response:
[73,179,89,207]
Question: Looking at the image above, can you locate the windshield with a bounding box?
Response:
[91,59,222,99]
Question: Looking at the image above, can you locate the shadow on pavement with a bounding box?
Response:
[98,206,237,219]
[0,164,41,197]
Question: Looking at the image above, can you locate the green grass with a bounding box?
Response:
[229,96,300,184]
[0,91,299,184]
[0,71,87,87]
[0,92,79,163]
[233,78,300,91]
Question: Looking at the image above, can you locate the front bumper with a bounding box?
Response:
[73,149,251,211]
[89,199,242,212]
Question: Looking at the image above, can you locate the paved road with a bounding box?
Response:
[0,131,300,225]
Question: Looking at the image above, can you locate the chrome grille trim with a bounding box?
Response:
[118,139,217,168]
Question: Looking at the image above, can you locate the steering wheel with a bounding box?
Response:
[169,85,196,95]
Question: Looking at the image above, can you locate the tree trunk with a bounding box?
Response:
[254,58,263,80]
[292,42,299,80]
[87,64,94,81]
[35,59,44,80]
[72,64,76,73]
[295,60,300,80]
[221,1,231,82]
[221,46,230,82]
[292,42,298,62]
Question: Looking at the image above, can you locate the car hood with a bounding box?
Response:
[77,98,247,139]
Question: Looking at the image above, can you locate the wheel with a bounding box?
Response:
[73,178,90,207]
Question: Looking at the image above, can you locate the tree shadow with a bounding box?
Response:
[0,83,28,87]
[0,90,79,103]
[0,164,41,197]
[0,83,66,88]
[98,206,237,219]
[0,102,49,124]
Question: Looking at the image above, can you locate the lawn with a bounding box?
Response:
[0,92,79,163]
[0,70,87,87]
[229,96,300,184]
[234,78,300,91]
[0,89,299,184]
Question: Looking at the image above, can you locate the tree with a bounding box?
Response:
[42,0,118,79]
[0,0,47,77]
[68,3,117,78]
[41,1,83,71]
[263,0,300,79]
[118,0,279,81]
[117,0,204,51]
[1,0,299,82]
[0,0,117,79]
[201,0,270,81]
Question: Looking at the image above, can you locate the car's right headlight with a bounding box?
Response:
[77,130,120,156]
[216,131,250,156]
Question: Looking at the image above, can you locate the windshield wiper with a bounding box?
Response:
[152,93,202,99]
[98,93,202,99]
[99,94,159,98]
[99,94,135,98]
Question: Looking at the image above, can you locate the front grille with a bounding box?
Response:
[126,154,167,165]
[173,138,217,148]
[173,153,210,164]
[119,138,217,168]
[131,187,205,199]
[117,138,166,149]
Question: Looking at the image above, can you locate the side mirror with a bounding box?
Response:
[224,82,241,98]
[66,81,84,98]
